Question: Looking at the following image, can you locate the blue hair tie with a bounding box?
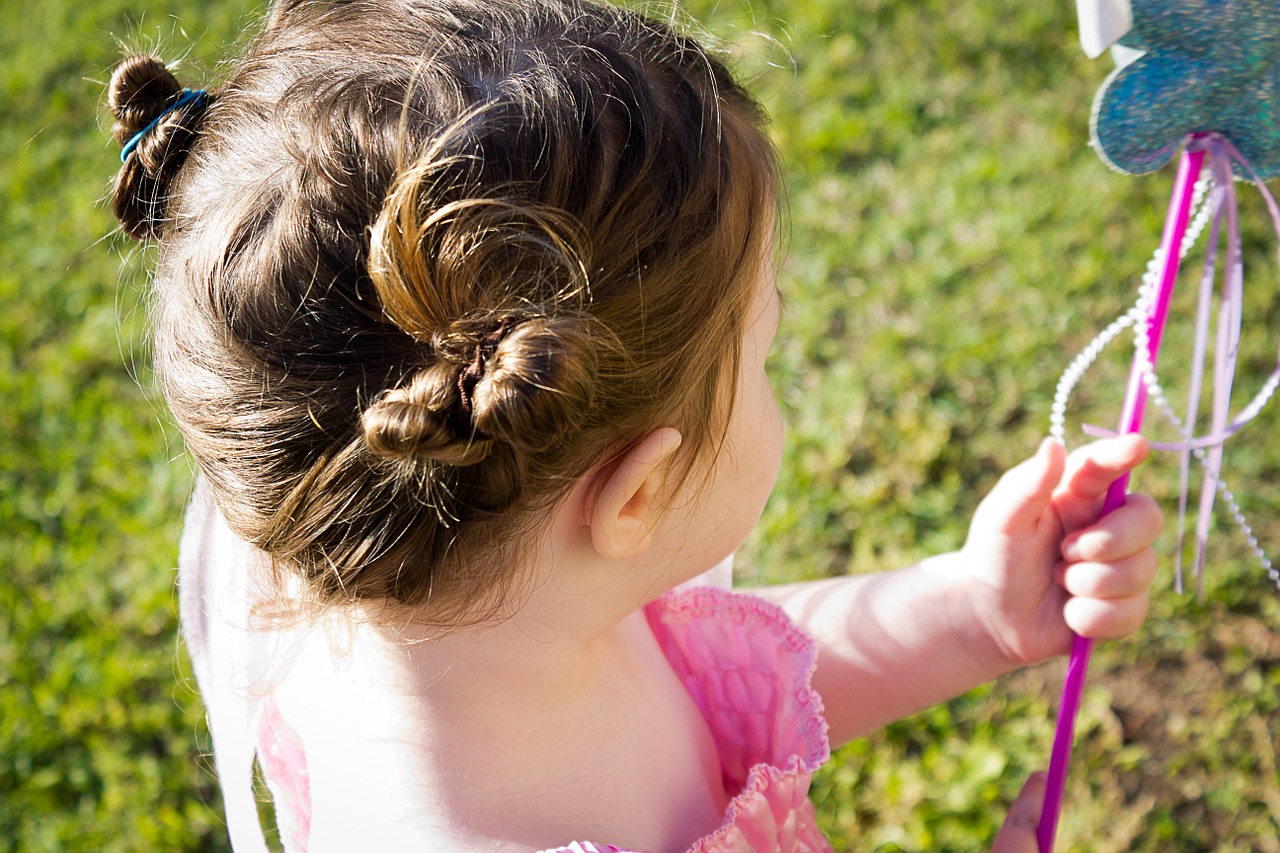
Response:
[119,88,209,164]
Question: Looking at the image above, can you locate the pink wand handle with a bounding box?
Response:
[1036,147,1206,852]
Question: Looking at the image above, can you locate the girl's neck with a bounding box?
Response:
[362,593,637,712]
[280,594,727,852]
[363,508,652,706]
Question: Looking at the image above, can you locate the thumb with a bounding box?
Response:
[976,439,1066,535]
[992,771,1047,853]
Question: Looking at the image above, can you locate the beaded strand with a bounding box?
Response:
[1050,174,1278,590]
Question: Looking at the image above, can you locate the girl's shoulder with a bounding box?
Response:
[539,586,833,853]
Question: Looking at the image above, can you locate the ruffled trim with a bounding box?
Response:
[645,587,832,853]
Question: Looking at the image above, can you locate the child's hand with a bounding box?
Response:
[956,435,1163,671]
[756,434,1162,743]
[992,772,1046,853]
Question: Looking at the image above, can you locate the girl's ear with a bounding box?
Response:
[587,428,684,560]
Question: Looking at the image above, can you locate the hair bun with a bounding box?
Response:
[109,55,183,136]
[362,362,494,466]
[109,55,211,240]
[363,314,601,468]
[470,315,599,453]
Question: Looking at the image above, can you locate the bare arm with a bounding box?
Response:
[750,437,1163,748]
[749,555,1004,745]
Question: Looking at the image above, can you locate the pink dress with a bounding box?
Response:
[182,483,834,853]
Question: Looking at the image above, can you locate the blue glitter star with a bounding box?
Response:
[1091,0,1280,178]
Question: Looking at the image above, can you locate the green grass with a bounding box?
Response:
[3,0,1278,849]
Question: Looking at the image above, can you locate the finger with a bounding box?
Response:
[1053,437,1153,533]
[1056,435,1151,504]
[1060,493,1164,562]
[992,772,1046,853]
[977,438,1066,534]
[1063,587,1151,640]
[1054,549,1159,600]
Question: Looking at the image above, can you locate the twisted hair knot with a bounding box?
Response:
[363,313,602,467]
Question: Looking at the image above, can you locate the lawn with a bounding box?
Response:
[2,0,1278,849]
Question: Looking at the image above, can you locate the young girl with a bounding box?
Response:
[108,1,1162,850]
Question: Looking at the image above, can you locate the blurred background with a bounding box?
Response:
[2,0,1277,849]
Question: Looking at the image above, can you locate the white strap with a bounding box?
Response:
[178,480,271,853]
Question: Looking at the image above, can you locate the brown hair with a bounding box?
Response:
[109,0,778,630]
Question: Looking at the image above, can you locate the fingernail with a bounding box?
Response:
[1061,535,1080,561]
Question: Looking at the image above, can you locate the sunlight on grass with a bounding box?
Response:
[3,0,1277,849]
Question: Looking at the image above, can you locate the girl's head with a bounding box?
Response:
[110,0,778,629]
